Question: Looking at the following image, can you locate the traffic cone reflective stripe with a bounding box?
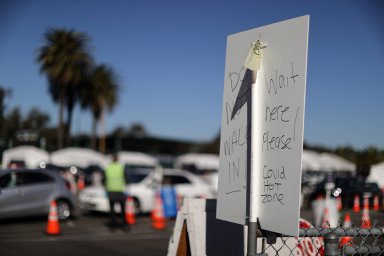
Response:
[125,196,136,225]
[46,200,61,235]
[373,195,380,211]
[353,195,360,213]
[152,192,166,230]
[361,197,371,228]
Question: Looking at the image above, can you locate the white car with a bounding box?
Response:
[78,168,213,214]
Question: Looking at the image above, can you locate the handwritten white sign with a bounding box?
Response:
[217,15,309,236]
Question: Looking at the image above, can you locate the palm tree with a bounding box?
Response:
[81,64,119,152]
[37,28,93,149]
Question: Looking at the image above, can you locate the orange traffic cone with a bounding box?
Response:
[125,196,136,225]
[339,234,353,247]
[339,213,353,248]
[353,195,360,213]
[361,196,371,228]
[373,195,380,211]
[152,192,166,230]
[46,200,61,235]
[77,174,85,191]
[343,213,352,228]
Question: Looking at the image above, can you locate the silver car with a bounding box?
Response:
[0,168,76,220]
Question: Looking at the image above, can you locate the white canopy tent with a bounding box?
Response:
[174,153,219,171]
[174,151,353,173]
[301,150,324,171]
[113,151,159,168]
[367,162,384,189]
[301,150,355,173]
[50,147,108,168]
[2,146,49,169]
[318,152,355,173]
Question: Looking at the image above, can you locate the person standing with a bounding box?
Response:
[105,153,128,230]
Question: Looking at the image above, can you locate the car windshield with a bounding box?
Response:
[125,164,155,169]
[127,173,148,183]
[125,168,152,184]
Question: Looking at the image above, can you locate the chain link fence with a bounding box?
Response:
[257,221,383,256]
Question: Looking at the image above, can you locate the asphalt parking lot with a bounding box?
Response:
[0,209,383,256]
[0,213,174,256]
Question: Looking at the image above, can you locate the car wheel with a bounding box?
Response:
[57,200,72,220]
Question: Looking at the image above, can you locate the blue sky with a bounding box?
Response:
[0,0,383,149]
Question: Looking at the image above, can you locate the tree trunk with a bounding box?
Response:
[98,109,106,154]
[66,99,74,147]
[91,116,97,150]
[58,95,64,149]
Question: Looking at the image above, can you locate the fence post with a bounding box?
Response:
[324,232,339,256]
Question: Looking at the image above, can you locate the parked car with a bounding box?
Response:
[79,164,105,187]
[307,175,383,209]
[0,168,76,220]
[78,168,213,214]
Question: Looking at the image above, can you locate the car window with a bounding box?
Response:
[125,168,151,184]
[127,173,148,183]
[126,164,154,170]
[16,172,54,186]
[7,160,26,169]
[165,175,191,185]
